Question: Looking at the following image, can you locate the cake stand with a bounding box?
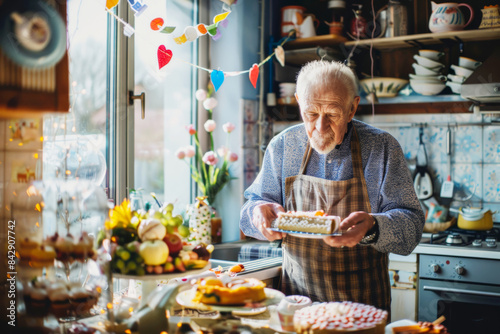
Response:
[112,263,212,307]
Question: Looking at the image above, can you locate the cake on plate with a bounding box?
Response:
[193,276,266,305]
[276,210,340,234]
[293,301,388,334]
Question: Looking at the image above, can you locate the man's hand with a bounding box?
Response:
[252,203,285,241]
[323,211,375,248]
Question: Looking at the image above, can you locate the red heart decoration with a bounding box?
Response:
[249,63,259,89]
[157,45,173,70]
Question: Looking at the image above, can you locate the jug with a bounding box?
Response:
[298,14,319,38]
[479,5,500,29]
[281,5,305,36]
[385,0,408,37]
[429,2,474,33]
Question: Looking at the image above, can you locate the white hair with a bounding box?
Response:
[295,60,358,102]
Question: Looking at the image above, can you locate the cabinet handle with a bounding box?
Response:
[423,285,500,298]
[129,91,146,119]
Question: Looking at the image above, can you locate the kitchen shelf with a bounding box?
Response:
[359,93,469,105]
[286,34,347,49]
[344,28,500,50]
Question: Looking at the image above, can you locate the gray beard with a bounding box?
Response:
[310,132,338,155]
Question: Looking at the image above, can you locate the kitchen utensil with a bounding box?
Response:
[418,49,444,61]
[412,63,441,76]
[414,128,433,200]
[451,207,494,230]
[428,2,474,33]
[440,126,454,205]
[458,56,482,70]
[447,73,466,83]
[410,80,446,96]
[450,64,474,78]
[409,73,446,82]
[413,55,445,69]
[359,77,408,97]
[446,81,462,94]
[385,0,408,37]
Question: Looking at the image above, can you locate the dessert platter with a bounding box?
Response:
[176,275,285,312]
[269,210,342,238]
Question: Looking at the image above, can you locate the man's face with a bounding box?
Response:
[297,84,359,154]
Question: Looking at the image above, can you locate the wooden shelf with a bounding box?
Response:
[344,28,500,50]
[286,34,347,49]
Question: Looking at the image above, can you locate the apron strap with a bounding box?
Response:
[350,126,363,179]
[299,141,313,175]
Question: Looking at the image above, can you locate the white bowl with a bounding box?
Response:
[413,55,445,69]
[458,56,482,70]
[279,82,296,97]
[447,73,466,83]
[446,81,462,94]
[410,80,446,96]
[418,49,444,61]
[451,64,474,78]
[409,73,446,82]
[359,77,409,97]
[412,63,441,76]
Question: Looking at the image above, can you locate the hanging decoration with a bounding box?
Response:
[157,45,173,70]
[249,64,260,89]
[210,70,225,92]
[106,0,119,10]
[275,46,286,67]
[101,0,296,90]
[127,0,147,16]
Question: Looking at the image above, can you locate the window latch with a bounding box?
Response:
[129,91,146,119]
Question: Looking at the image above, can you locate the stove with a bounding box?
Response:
[417,225,500,334]
[418,225,500,255]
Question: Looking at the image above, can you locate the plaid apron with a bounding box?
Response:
[281,126,390,312]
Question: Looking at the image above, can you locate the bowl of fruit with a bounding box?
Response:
[98,199,212,277]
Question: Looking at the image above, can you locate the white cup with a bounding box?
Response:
[10,11,52,52]
[458,56,482,70]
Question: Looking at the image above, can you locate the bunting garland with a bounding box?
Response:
[102,0,295,91]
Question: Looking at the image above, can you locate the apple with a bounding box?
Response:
[192,243,210,261]
[139,240,169,266]
[163,233,183,255]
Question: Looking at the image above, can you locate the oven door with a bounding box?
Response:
[419,278,500,334]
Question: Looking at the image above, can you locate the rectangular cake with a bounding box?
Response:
[276,210,340,234]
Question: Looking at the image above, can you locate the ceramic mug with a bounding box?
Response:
[281,6,305,36]
[10,11,51,52]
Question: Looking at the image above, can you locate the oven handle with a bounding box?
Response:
[423,285,500,298]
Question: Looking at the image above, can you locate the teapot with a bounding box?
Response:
[428,2,474,33]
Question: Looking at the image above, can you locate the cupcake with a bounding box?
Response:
[30,245,56,267]
[24,287,50,316]
[73,232,95,260]
[69,287,97,315]
[49,289,71,318]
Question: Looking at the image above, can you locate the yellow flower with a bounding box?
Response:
[106,199,133,230]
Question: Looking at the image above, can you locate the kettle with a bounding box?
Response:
[429,1,474,33]
[452,207,494,230]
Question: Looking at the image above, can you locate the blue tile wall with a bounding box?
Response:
[357,113,500,223]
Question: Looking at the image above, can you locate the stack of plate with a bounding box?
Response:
[446,56,482,94]
[410,50,446,96]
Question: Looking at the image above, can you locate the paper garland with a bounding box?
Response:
[104,0,295,91]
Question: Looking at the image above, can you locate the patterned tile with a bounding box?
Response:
[483,164,500,202]
[450,163,482,203]
[483,126,500,163]
[453,126,482,163]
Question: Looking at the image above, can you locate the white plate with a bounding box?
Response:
[267,227,342,238]
[176,287,285,312]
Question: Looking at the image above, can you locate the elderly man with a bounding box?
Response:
[240,60,424,312]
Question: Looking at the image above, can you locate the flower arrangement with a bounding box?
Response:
[176,87,238,205]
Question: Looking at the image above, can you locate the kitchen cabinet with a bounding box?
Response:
[0,1,69,118]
